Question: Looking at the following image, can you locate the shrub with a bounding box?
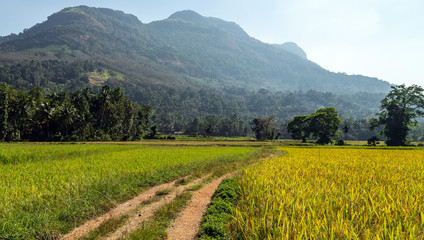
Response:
[199,178,240,240]
[335,139,345,146]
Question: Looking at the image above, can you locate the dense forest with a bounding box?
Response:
[1,83,423,142]
[0,83,153,141]
[1,6,418,142]
[0,60,386,135]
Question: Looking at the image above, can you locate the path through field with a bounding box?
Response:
[61,173,228,240]
[61,174,206,240]
[60,151,275,239]
[167,173,233,240]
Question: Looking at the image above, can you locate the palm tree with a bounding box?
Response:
[0,83,10,140]
[57,101,78,138]
[36,102,55,139]
[72,89,94,141]
[98,85,112,130]
[9,91,34,140]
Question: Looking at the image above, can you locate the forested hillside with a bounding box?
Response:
[0,6,393,134]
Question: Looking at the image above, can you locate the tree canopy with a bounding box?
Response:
[286,115,310,142]
[250,115,277,141]
[0,84,153,141]
[371,84,424,146]
[287,107,341,144]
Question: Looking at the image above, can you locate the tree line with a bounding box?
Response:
[250,107,341,144]
[0,61,386,132]
[0,84,153,141]
[250,84,424,146]
[0,83,422,145]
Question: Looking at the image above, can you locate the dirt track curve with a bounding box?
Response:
[61,175,205,240]
[61,152,275,239]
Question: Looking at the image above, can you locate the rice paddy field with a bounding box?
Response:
[2,142,424,239]
[231,147,424,239]
[0,143,258,239]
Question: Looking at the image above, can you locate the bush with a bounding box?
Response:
[199,178,240,240]
[367,136,380,146]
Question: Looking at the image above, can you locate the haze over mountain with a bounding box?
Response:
[0,6,390,131]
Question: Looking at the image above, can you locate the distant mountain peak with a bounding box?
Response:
[275,42,307,59]
[163,10,249,39]
[47,6,106,29]
[54,6,142,27]
[61,5,91,14]
[0,6,391,95]
[168,10,204,22]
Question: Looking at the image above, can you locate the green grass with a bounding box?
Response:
[198,178,240,240]
[126,192,193,240]
[155,188,173,197]
[0,143,128,164]
[175,136,256,142]
[0,143,257,239]
[82,187,173,240]
[82,215,129,240]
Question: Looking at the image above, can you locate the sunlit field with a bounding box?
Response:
[232,147,424,239]
[0,143,256,239]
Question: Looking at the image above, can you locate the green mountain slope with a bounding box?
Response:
[0,6,390,93]
[0,6,390,131]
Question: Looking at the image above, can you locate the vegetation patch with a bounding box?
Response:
[198,178,240,240]
[155,188,172,197]
[82,215,129,240]
[126,191,193,240]
[0,144,256,239]
[231,147,424,239]
[88,70,110,86]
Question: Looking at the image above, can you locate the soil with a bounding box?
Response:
[60,175,201,240]
[166,173,233,240]
[61,153,277,239]
[104,176,206,240]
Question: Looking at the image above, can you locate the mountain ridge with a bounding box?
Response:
[0,6,391,130]
[0,6,391,94]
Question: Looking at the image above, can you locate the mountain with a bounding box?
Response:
[0,6,390,93]
[275,42,307,59]
[0,6,390,131]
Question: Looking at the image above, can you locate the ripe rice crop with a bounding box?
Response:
[0,143,256,239]
[232,148,424,239]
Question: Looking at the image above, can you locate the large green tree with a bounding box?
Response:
[287,107,341,144]
[287,115,310,143]
[309,107,341,144]
[371,84,424,146]
[250,115,276,141]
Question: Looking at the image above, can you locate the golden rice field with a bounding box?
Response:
[0,143,257,239]
[232,147,424,239]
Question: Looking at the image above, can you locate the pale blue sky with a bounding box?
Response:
[1,0,423,87]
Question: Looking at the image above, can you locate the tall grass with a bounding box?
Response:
[0,143,129,164]
[0,143,256,239]
[232,148,424,239]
